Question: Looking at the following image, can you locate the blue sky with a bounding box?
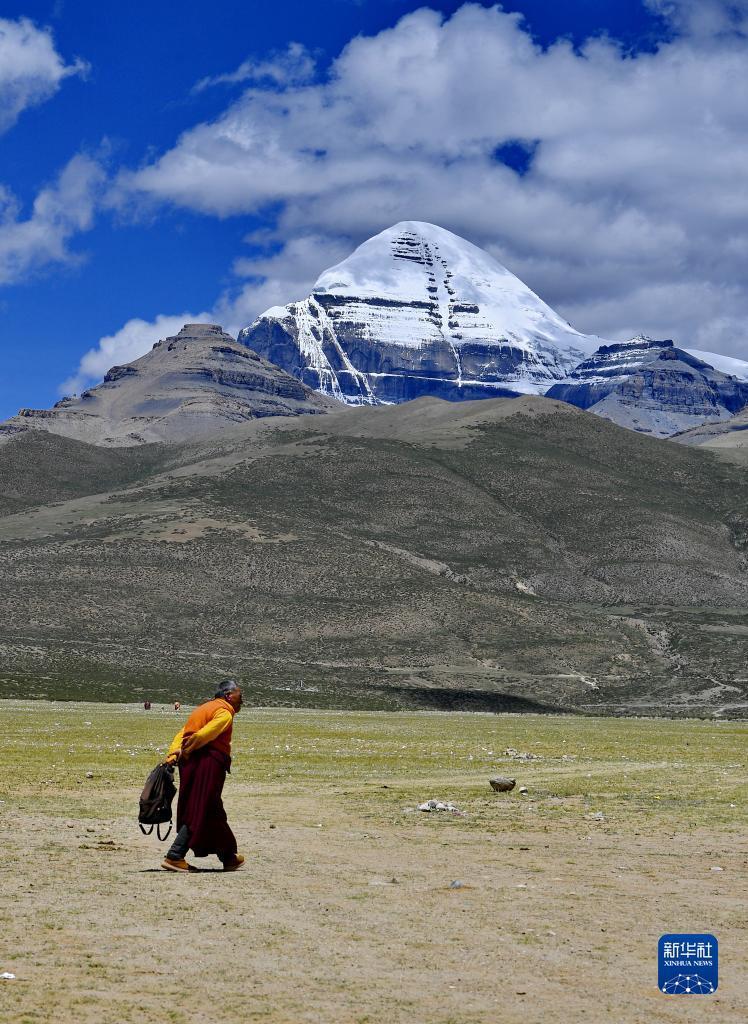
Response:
[1,0,747,419]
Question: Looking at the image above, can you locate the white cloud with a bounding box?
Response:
[219,231,353,329]
[0,154,105,286]
[192,42,315,93]
[99,3,748,367]
[645,0,748,37]
[0,16,87,134]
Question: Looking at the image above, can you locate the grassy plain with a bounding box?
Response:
[0,702,746,1023]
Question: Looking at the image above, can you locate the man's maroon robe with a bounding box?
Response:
[176,747,237,859]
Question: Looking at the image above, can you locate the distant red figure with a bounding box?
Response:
[144,700,152,710]
[174,701,181,712]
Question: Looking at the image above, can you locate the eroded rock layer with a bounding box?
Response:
[0,324,335,447]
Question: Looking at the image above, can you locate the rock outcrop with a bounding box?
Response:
[239,221,604,404]
[546,336,676,409]
[0,324,335,447]
[547,337,748,438]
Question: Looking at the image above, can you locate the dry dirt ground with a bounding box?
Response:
[0,702,745,1024]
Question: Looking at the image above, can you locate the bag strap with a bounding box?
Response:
[139,823,154,836]
[157,822,173,841]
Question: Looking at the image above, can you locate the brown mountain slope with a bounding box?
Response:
[0,323,335,448]
[674,404,748,465]
[0,396,746,715]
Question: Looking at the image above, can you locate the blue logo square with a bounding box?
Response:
[658,934,718,994]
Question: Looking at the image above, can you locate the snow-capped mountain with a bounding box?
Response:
[239,222,605,404]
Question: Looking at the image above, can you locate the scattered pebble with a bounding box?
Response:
[85,772,94,779]
[0,973,15,981]
[503,748,543,761]
[449,880,464,889]
[710,866,724,872]
[518,786,528,795]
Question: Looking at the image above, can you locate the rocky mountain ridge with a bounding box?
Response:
[0,324,334,447]
[546,335,676,409]
[548,337,748,437]
[2,226,746,448]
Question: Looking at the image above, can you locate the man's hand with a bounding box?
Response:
[181,735,200,758]
[163,752,178,766]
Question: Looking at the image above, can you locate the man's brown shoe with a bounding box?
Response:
[161,857,195,872]
[223,854,245,871]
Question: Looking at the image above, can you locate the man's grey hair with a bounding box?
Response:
[215,679,240,700]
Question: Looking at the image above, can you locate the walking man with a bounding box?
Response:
[161,679,245,872]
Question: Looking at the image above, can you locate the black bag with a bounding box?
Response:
[138,762,176,840]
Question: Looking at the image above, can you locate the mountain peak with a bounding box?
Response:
[0,323,334,447]
[176,323,227,338]
[152,323,232,349]
[241,221,605,405]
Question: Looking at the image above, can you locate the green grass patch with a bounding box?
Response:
[0,702,744,834]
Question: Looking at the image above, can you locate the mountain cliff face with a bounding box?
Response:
[546,336,675,409]
[586,348,748,437]
[546,337,748,437]
[239,222,603,404]
[0,324,335,447]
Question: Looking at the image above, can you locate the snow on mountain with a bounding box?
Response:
[239,222,606,405]
[685,349,748,382]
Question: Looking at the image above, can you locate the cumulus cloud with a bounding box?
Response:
[0,154,105,286]
[220,231,353,327]
[101,3,748,363]
[0,16,87,134]
[645,0,748,37]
